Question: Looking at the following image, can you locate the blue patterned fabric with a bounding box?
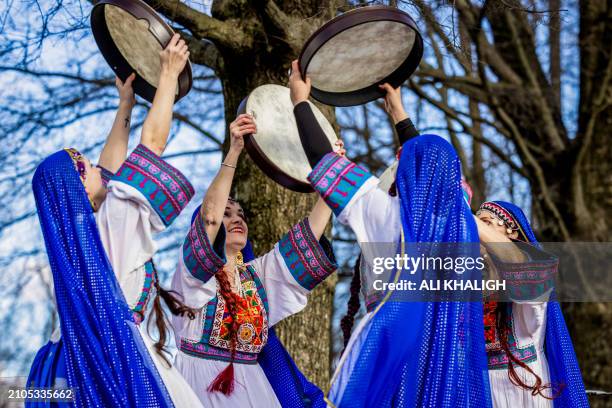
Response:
[308,153,372,216]
[113,144,194,226]
[490,201,589,407]
[27,150,174,407]
[188,205,325,407]
[278,218,337,291]
[259,327,326,408]
[328,135,491,407]
[26,340,69,408]
[183,208,226,284]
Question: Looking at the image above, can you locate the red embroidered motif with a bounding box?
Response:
[483,300,500,350]
[209,279,268,353]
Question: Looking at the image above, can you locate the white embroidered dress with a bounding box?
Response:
[306,152,558,408]
[484,241,557,408]
[51,144,203,408]
[171,215,337,408]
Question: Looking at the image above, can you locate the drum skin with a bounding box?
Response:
[238,84,338,193]
[91,0,192,103]
[299,6,423,107]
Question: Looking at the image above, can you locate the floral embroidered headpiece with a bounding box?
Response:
[64,148,95,209]
[64,148,87,182]
[476,201,530,241]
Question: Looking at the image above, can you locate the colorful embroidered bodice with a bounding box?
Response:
[483,300,538,370]
[180,265,269,364]
[483,243,558,370]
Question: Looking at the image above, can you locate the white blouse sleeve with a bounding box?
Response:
[170,208,226,309]
[307,152,398,244]
[250,219,337,326]
[95,144,194,307]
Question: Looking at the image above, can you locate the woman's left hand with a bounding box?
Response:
[229,114,256,154]
[334,139,346,156]
[116,73,136,107]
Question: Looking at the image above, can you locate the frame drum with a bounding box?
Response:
[91,0,192,103]
[238,84,338,193]
[299,6,423,107]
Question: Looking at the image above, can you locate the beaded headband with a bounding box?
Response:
[64,148,95,210]
[64,148,87,182]
[476,201,528,241]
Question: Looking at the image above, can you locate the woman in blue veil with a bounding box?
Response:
[26,36,202,407]
[188,206,327,407]
[288,60,491,407]
[169,111,338,407]
[476,201,589,408]
[28,149,175,407]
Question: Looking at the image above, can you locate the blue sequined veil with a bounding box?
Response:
[190,206,326,408]
[489,201,589,408]
[328,135,492,407]
[27,150,174,407]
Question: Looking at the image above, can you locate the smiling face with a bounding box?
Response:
[223,200,248,254]
[477,210,519,240]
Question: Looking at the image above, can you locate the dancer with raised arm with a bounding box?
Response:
[26,35,202,407]
[171,111,340,407]
[289,60,491,408]
[475,201,588,408]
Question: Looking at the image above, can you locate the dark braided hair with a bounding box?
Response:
[207,265,241,395]
[147,261,197,366]
[495,303,564,399]
[480,208,564,399]
[340,254,362,351]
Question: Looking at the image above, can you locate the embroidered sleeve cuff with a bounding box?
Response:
[98,165,114,187]
[307,152,372,216]
[494,244,558,301]
[182,211,226,284]
[113,144,195,226]
[278,218,337,291]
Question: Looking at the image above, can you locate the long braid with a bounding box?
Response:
[147,261,197,366]
[496,303,563,399]
[478,202,564,399]
[340,254,362,351]
[207,265,241,395]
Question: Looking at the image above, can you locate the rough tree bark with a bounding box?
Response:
[145,0,340,388]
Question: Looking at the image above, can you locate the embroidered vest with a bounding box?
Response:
[179,264,269,364]
[484,300,537,370]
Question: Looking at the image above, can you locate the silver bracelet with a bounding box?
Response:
[221,163,236,169]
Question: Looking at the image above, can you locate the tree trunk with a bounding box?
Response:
[209,1,338,388]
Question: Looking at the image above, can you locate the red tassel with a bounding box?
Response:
[207,362,235,395]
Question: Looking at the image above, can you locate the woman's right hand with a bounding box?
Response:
[115,73,136,107]
[160,34,189,78]
[379,83,408,124]
[289,60,311,106]
[229,114,257,153]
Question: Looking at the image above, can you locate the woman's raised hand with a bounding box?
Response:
[334,139,346,157]
[160,34,189,78]
[229,114,256,153]
[115,73,136,107]
[379,83,408,124]
[289,60,311,106]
